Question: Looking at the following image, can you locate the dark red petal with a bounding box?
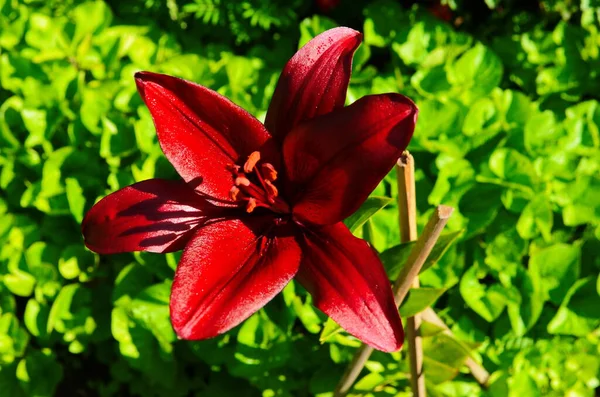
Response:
[296,222,403,352]
[170,217,301,340]
[135,71,278,202]
[284,94,417,225]
[82,179,218,254]
[265,27,362,141]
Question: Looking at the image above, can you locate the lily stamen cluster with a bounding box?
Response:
[228,152,289,214]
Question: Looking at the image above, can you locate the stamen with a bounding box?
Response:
[229,186,240,201]
[227,151,288,214]
[226,163,241,173]
[261,163,277,181]
[246,198,257,213]
[235,176,250,186]
[264,180,278,197]
[244,151,261,173]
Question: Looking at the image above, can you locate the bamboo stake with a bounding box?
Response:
[421,308,490,387]
[396,152,425,397]
[334,204,453,396]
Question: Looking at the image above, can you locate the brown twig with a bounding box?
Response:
[421,308,491,387]
[396,152,425,397]
[333,204,453,396]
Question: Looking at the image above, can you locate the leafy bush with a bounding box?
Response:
[0,0,598,396]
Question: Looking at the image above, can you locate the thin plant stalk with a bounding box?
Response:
[397,152,425,397]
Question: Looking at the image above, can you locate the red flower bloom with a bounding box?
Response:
[82,27,417,352]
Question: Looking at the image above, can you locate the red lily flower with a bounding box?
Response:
[82,27,417,352]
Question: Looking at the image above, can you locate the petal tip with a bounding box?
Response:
[377,335,404,353]
[133,70,151,81]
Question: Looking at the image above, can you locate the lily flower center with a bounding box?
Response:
[227,151,290,214]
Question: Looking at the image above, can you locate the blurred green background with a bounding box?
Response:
[1,0,599,396]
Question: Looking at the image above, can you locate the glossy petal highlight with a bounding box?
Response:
[284,93,417,225]
[82,179,214,254]
[296,222,404,352]
[170,218,302,340]
[265,27,362,141]
[135,71,277,202]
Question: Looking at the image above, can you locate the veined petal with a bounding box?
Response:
[135,71,278,203]
[265,27,362,141]
[296,222,404,352]
[82,179,216,254]
[284,94,417,225]
[170,217,301,340]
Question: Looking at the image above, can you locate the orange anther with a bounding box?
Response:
[229,186,240,201]
[261,163,277,181]
[246,198,257,213]
[244,151,261,173]
[264,180,278,197]
[235,176,250,186]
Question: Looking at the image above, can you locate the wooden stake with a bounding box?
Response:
[333,204,453,397]
[397,152,425,397]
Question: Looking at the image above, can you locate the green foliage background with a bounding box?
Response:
[1,0,599,395]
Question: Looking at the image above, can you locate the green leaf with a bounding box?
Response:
[298,15,337,48]
[381,231,463,279]
[489,148,537,188]
[58,245,95,280]
[547,277,600,336]
[16,350,63,397]
[423,333,471,383]
[524,110,564,155]
[363,0,407,47]
[399,287,446,317]
[459,183,503,238]
[447,43,503,102]
[129,282,176,350]
[23,299,49,338]
[516,196,553,241]
[2,271,36,297]
[344,196,392,233]
[47,284,80,334]
[529,243,580,305]
[65,178,85,223]
[506,267,545,336]
[460,265,507,322]
[319,317,342,343]
[509,371,541,397]
[71,1,113,46]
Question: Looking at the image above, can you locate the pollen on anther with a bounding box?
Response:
[229,186,240,201]
[235,176,251,186]
[261,163,277,181]
[246,198,257,213]
[265,180,278,197]
[244,151,261,173]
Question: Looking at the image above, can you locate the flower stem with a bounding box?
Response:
[333,203,453,396]
[396,152,425,397]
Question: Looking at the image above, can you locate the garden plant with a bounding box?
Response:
[0,0,599,396]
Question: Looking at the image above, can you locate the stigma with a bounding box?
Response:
[227,151,289,214]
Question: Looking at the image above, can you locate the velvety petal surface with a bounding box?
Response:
[284,94,417,225]
[82,179,215,254]
[170,217,301,340]
[264,27,362,141]
[135,71,278,203]
[296,222,404,352]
